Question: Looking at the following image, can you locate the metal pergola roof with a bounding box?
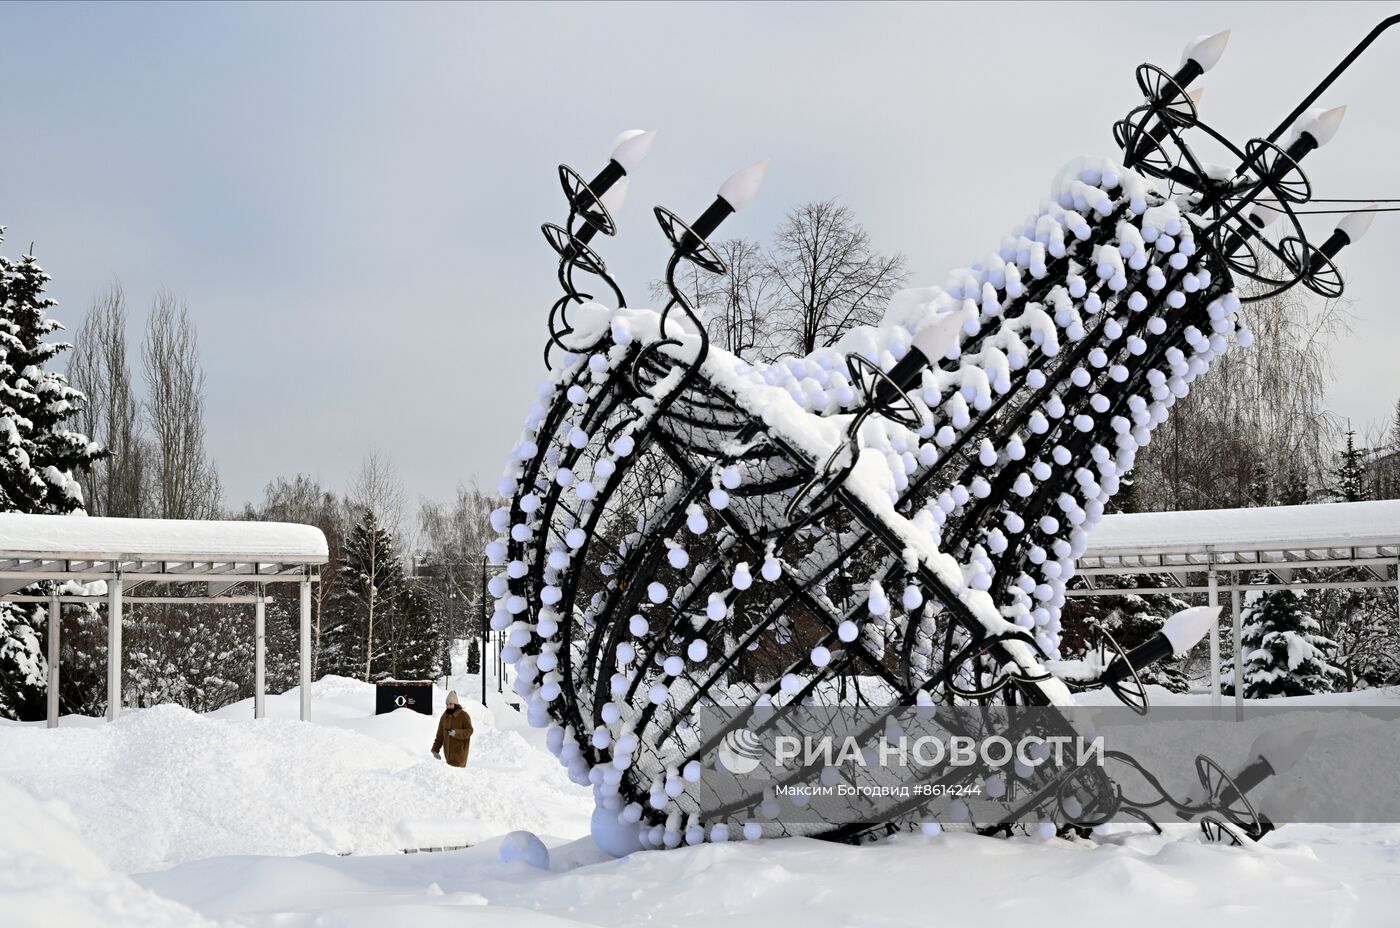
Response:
[1075,499,1400,580]
[0,513,328,727]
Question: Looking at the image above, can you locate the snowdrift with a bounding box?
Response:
[0,676,591,874]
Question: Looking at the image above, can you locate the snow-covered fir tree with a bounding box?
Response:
[322,508,440,682]
[0,232,104,719]
[1230,577,1342,698]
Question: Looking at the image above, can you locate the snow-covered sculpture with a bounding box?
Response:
[488,31,1377,850]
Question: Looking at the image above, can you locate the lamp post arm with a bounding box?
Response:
[1265,14,1400,144]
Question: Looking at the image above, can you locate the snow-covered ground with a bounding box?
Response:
[5,677,1400,927]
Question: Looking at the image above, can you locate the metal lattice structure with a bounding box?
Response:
[489,22,1394,850]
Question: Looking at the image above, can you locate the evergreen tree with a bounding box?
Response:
[1232,578,1342,698]
[1332,428,1367,502]
[0,233,105,719]
[323,508,405,680]
[322,507,439,682]
[390,580,441,681]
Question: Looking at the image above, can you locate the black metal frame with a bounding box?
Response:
[494,20,1394,849]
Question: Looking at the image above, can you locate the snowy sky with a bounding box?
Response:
[3,1,1398,510]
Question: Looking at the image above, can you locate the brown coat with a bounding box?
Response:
[432,705,473,767]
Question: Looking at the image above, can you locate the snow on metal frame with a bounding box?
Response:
[0,513,329,564]
[1083,499,1400,562]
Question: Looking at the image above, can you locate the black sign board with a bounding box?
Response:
[375,679,434,716]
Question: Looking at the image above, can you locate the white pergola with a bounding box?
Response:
[1071,499,1400,717]
[0,513,327,727]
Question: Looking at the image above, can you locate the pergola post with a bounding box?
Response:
[299,574,311,722]
[254,584,266,719]
[107,572,123,722]
[46,592,59,729]
[1207,559,1220,717]
[1231,581,1244,721]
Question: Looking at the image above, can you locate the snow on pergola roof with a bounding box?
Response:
[0,513,327,598]
[1078,499,1400,574]
[1,514,329,726]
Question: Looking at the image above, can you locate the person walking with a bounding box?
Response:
[432,690,473,768]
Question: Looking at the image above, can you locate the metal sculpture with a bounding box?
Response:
[488,21,1392,851]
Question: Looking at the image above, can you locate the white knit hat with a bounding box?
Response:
[446,690,460,706]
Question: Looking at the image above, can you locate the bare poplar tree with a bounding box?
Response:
[142,290,220,518]
[766,200,908,358]
[67,282,146,517]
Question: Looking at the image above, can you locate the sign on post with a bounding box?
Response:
[374,680,433,716]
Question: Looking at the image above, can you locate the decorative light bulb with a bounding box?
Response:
[718,160,769,211]
[1301,105,1347,147]
[1336,205,1378,244]
[610,129,657,173]
[1162,605,1219,654]
[1181,30,1230,72]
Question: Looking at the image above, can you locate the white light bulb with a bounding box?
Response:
[1300,105,1347,147]
[1250,727,1316,774]
[1161,605,1218,655]
[610,129,657,173]
[718,160,768,211]
[1181,29,1230,72]
[1336,205,1378,244]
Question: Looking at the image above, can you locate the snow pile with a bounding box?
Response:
[0,777,211,927]
[0,676,591,873]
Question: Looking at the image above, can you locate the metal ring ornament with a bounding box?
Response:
[1241,138,1313,205]
[558,163,619,237]
[1134,64,1200,127]
[846,353,926,431]
[1279,235,1345,299]
[1095,626,1151,716]
[542,221,609,277]
[654,206,730,276]
[1194,754,1266,840]
[1113,110,1179,179]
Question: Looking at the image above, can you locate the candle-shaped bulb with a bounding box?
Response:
[1162,605,1218,655]
[1336,205,1377,245]
[718,160,769,211]
[611,130,657,174]
[1181,30,1231,72]
[1300,105,1347,148]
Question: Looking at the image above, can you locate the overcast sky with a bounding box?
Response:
[4,1,1398,510]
